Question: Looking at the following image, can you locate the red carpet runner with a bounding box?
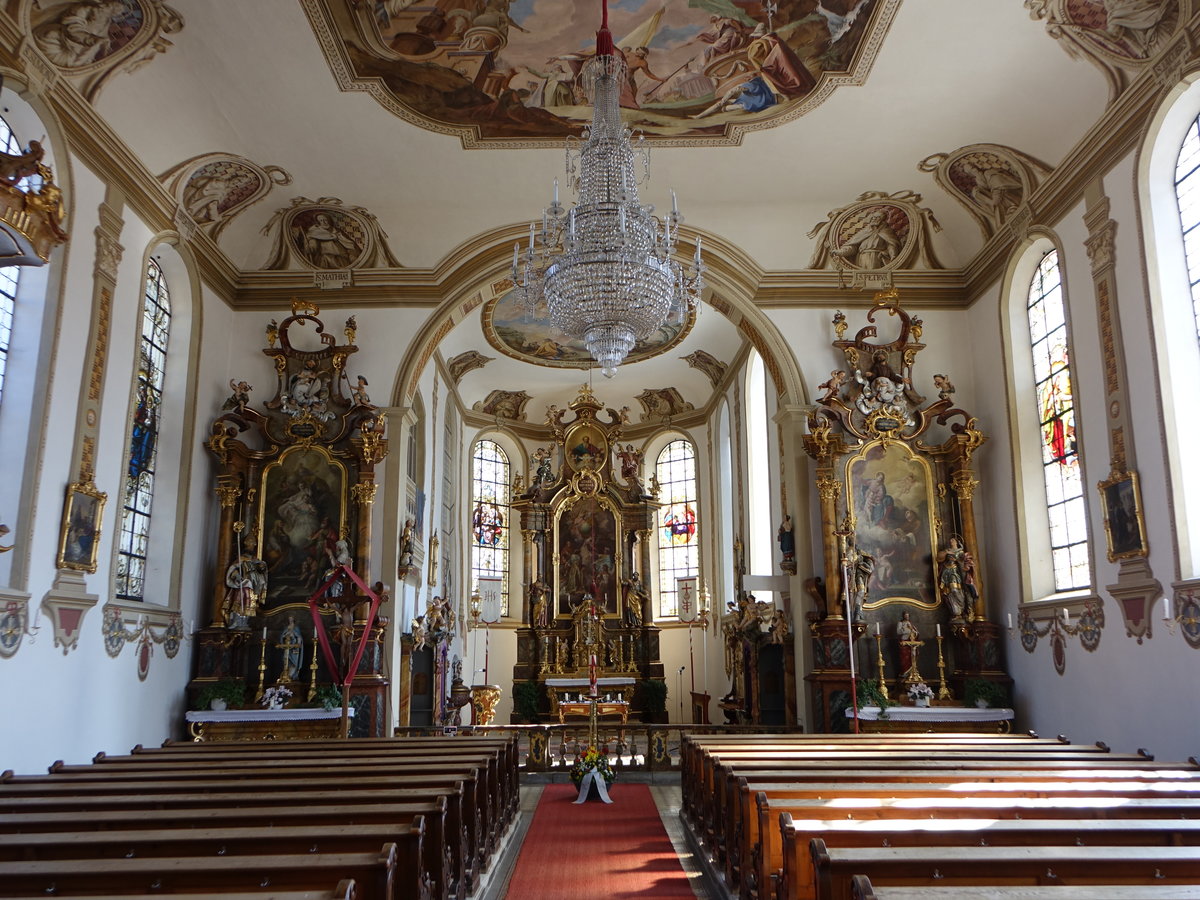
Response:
[505,783,696,898]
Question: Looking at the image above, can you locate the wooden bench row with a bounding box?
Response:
[680,733,1200,900]
[0,735,519,900]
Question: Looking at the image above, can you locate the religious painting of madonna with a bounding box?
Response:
[845,441,937,609]
[556,496,620,617]
[259,446,347,608]
[57,482,107,573]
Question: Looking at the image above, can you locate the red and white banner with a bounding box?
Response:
[676,575,699,623]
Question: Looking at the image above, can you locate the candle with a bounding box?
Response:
[936,623,942,638]
[671,190,679,215]
[512,242,519,271]
[528,222,535,248]
[553,177,559,205]
[1163,596,1172,621]
[1061,607,1069,623]
[262,627,268,641]
[875,622,880,637]
[1007,613,1014,629]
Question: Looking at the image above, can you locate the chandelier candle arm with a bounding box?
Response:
[510,0,705,378]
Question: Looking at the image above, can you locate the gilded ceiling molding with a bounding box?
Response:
[260,196,402,284]
[681,349,727,387]
[473,389,531,422]
[160,152,293,242]
[919,144,1052,240]
[302,0,902,149]
[22,0,184,103]
[446,349,493,383]
[635,387,694,422]
[808,190,945,291]
[1025,0,1184,100]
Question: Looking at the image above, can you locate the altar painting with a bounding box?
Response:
[260,446,347,607]
[555,496,620,617]
[566,423,608,473]
[846,441,937,610]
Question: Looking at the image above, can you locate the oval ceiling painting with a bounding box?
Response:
[482,289,695,369]
[311,0,898,146]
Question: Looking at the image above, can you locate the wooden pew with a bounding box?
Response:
[1,884,359,900]
[761,793,1200,900]
[778,816,1200,900]
[849,875,1200,900]
[0,824,427,899]
[0,844,402,899]
[811,840,1200,900]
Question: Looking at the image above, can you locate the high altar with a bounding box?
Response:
[187,301,391,737]
[510,386,665,719]
[802,290,1011,732]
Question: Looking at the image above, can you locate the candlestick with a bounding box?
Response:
[255,632,268,702]
[935,634,952,700]
[307,635,320,702]
[872,633,889,701]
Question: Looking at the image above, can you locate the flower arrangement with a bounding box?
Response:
[261,685,293,709]
[907,682,933,702]
[569,745,616,786]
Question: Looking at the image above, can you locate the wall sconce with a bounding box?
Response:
[1158,594,1200,649]
[1013,599,1104,676]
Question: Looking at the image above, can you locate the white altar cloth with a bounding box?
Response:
[186,708,353,723]
[847,705,1013,723]
[545,677,636,688]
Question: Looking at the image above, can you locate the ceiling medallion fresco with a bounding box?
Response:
[482,289,695,369]
[313,0,897,146]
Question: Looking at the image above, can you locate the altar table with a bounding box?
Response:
[846,704,1014,734]
[185,707,353,742]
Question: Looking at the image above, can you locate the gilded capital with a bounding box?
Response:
[351,481,379,505]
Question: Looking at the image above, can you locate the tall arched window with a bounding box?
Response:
[116,260,172,602]
[1026,249,1091,592]
[470,439,510,615]
[1176,111,1200,343]
[0,114,30,407]
[656,438,699,618]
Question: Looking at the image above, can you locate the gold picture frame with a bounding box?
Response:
[57,481,107,573]
[1098,469,1148,562]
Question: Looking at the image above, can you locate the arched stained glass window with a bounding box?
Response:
[1176,112,1200,342]
[656,439,699,618]
[1026,249,1090,592]
[471,439,510,616]
[0,115,28,407]
[116,259,171,601]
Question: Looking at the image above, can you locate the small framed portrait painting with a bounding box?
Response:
[57,481,107,573]
[1098,470,1148,562]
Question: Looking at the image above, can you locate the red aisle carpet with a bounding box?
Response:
[505,783,697,898]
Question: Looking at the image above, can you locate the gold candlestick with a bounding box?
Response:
[873,633,889,700]
[935,634,952,700]
[255,632,268,702]
[307,635,320,702]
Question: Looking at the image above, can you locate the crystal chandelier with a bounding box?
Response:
[510,0,704,378]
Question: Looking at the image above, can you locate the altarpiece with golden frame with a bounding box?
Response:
[802,291,1010,732]
[510,386,665,722]
[188,301,391,737]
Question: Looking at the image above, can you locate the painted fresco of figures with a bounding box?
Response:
[557,496,618,615]
[290,209,365,270]
[34,0,142,69]
[262,448,342,604]
[183,161,256,224]
[833,208,902,269]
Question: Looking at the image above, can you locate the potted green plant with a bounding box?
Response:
[964,678,1009,709]
[312,684,343,711]
[855,679,894,715]
[635,678,668,723]
[512,680,542,724]
[195,680,247,711]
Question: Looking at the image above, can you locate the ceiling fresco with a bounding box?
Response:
[316,0,895,145]
[482,287,695,368]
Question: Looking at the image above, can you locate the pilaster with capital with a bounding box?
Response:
[212,475,242,627]
[352,479,378,582]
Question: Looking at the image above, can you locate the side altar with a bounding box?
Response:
[510,386,665,721]
[187,301,391,737]
[803,291,1011,732]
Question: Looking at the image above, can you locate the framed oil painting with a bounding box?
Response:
[57,481,107,573]
[564,422,608,473]
[555,495,621,617]
[259,446,347,608]
[1099,470,1148,562]
[844,440,938,610]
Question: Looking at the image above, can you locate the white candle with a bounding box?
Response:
[512,242,519,271]
[936,623,942,638]
[875,622,880,637]
[1007,613,1014,629]
[528,222,535,248]
[671,190,678,215]
[262,627,268,640]
[1061,607,1069,623]
[1163,596,1172,621]
[553,177,559,205]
